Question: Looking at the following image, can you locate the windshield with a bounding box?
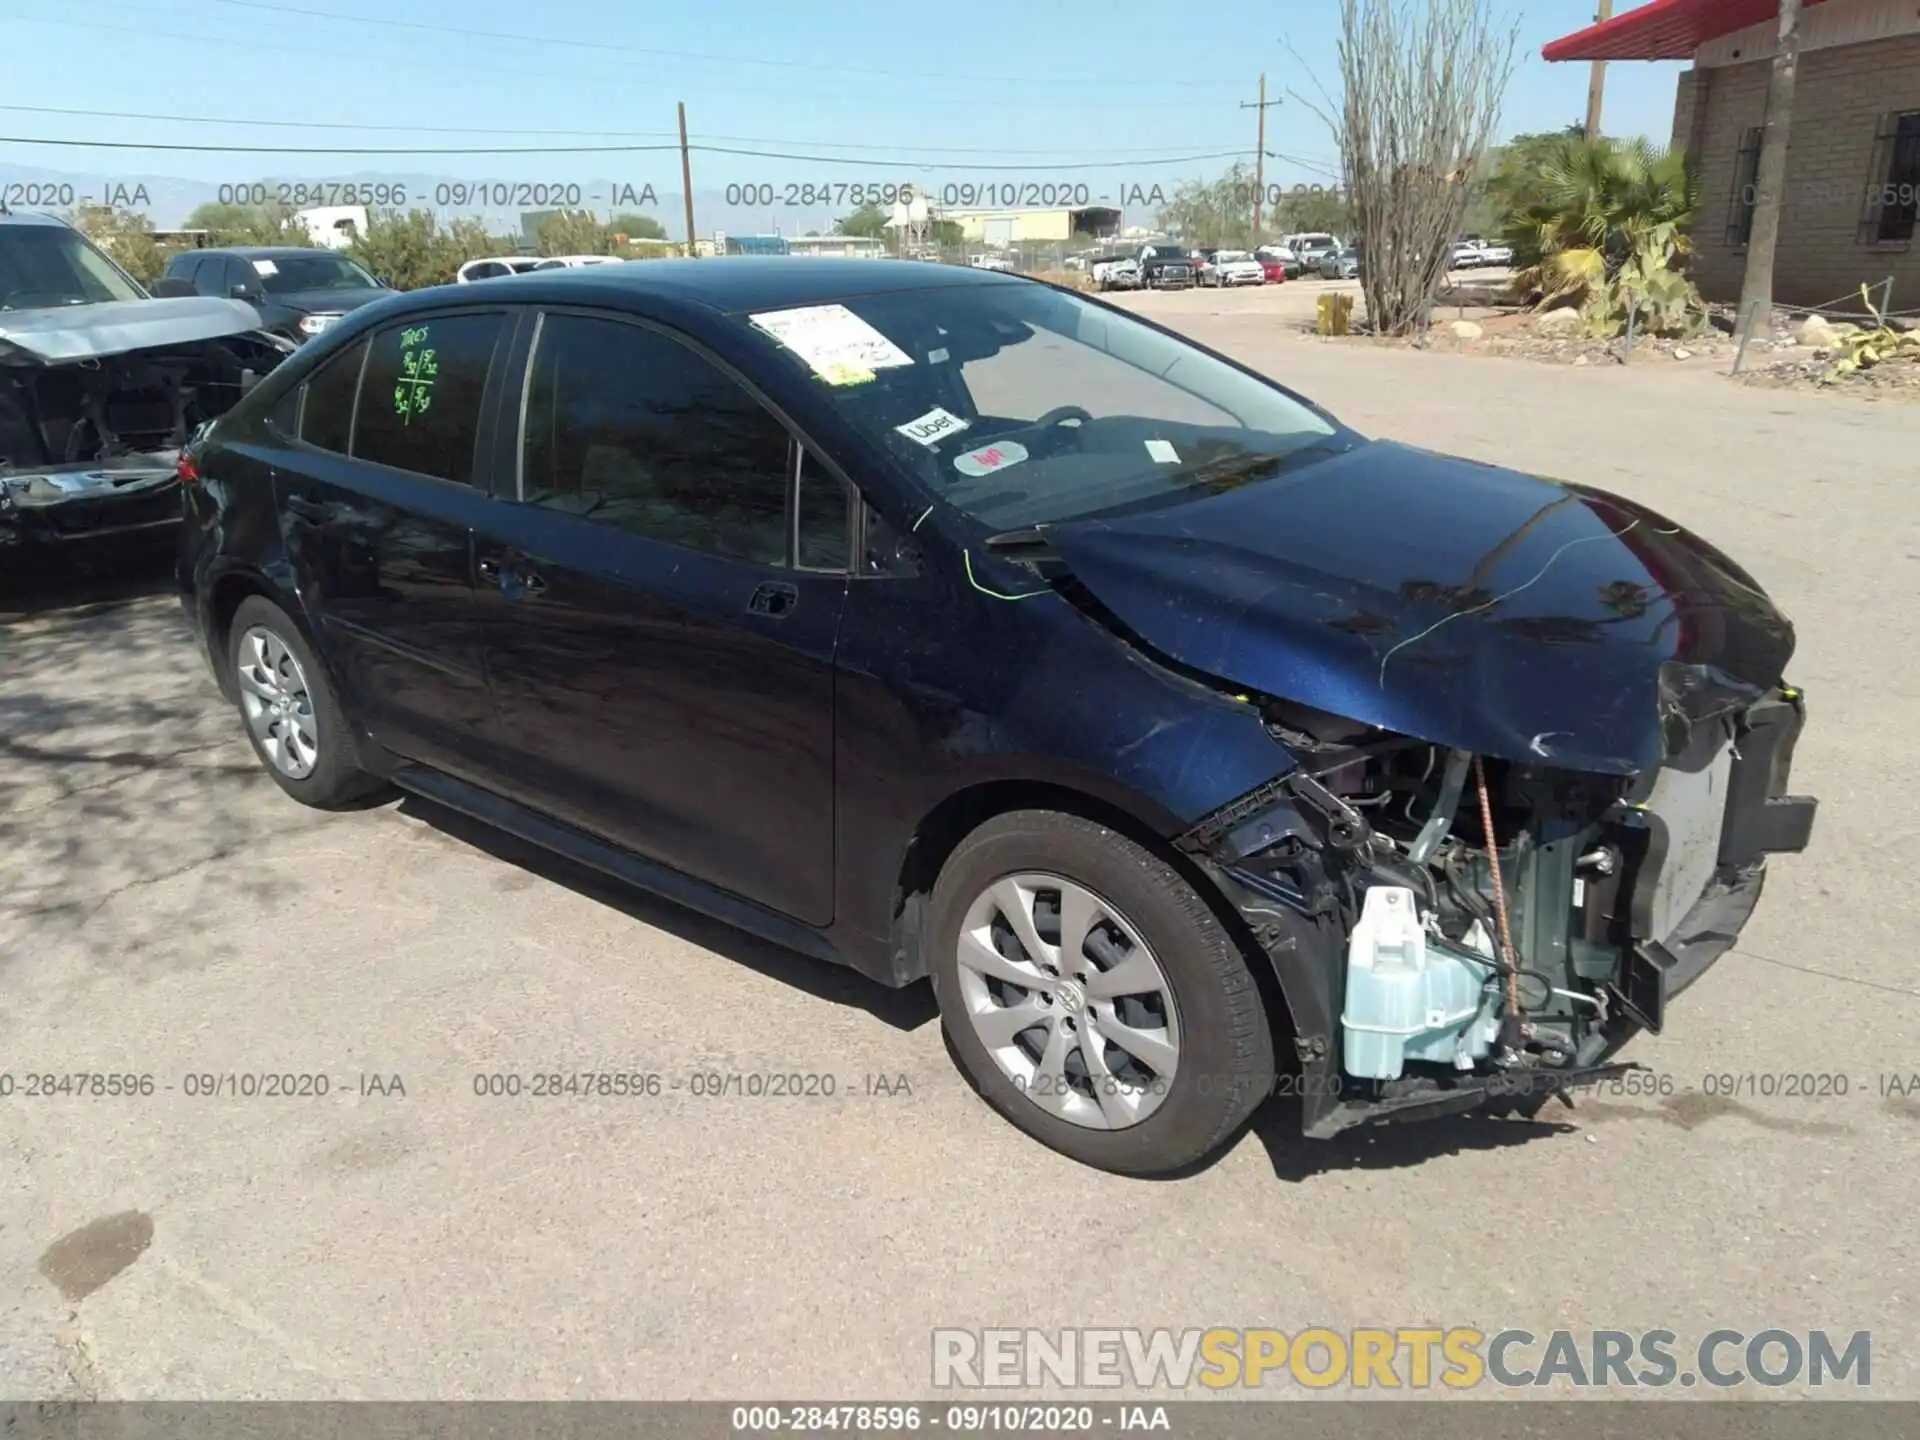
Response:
[0,223,145,310]
[252,253,380,294]
[1217,251,1251,263]
[1145,245,1185,259]
[744,283,1348,531]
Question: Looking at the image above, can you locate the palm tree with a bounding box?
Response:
[1498,134,1700,335]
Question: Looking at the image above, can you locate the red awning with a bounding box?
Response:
[1542,0,1827,61]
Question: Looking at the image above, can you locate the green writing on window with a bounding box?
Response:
[393,325,437,423]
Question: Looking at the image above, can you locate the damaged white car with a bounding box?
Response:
[0,209,296,577]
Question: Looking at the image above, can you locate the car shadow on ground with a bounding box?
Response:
[392,791,941,1033]
[1244,1097,1577,1181]
[0,547,177,621]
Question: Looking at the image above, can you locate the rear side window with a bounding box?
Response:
[352,313,505,485]
[520,312,791,566]
[299,337,366,455]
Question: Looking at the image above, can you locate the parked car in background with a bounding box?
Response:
[1256,252,1289,284]
[160,247,396,343]
[178,257,1817,1176]
[1,211,292,579]
[1091,251,1142,291]
[969,254,1016,273]
[1450,240,1485,269]
[458,254,624,284]
[1202,250,1265,287]
[457,257,547,283]
[1136,241,1196,289]
[1282,233,1340,270]
[1476,240,1514,267]
[1255,243,1303,279]
[1318,242,1362,280]
[1190,247,1219,275]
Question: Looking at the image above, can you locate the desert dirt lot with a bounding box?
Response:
[3,315,1917,1401]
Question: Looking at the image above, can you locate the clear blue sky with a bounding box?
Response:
[0,0,1687,198]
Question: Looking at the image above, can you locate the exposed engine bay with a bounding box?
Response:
[1180,688,1817,1137]
[0,323,291,551]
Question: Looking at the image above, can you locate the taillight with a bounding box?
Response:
[176,452,200,486]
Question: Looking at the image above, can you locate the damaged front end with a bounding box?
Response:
[1176,678,1817,1137]
[0,300,293,566]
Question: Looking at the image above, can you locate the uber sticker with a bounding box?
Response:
[1145,439,1180,464]
[953,440,1029,478]
[251,259,279,277]
[895,407,970,447]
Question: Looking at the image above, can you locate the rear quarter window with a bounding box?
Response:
[299,337,367,455]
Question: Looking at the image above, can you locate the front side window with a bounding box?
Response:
[742,284,1345,532]
[191,257,228,297]
[795,449,851,571]
[520,313,791,566]
[352,313,504,485]
[0,223,146,310]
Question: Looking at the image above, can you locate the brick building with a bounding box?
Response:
[1545,0,1920,309]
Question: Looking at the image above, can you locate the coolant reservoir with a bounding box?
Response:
[1340,886,1498,1080]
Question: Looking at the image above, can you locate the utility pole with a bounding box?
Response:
[1584,0,1615,137]
[678,102,698,257]
[1241,74,1282,239]
[1732,0,1803,346]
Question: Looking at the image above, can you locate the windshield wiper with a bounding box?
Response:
[1176,440,1347,493]
[983,525,1052,554]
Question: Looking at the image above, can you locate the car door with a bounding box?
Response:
[471,308,849,926]
[272,307,519,783]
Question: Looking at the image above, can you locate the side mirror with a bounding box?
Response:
[231,283,263,301]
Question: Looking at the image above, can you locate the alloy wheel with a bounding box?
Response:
[236,625,320,779]
[955,873,1182,1129]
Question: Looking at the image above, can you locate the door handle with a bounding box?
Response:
[481,555,547,599]
[747,580,798,618]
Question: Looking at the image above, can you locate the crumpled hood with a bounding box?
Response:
[0,296,267,365]
[1042,441,1796,776]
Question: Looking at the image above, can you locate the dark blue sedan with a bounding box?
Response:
[177,259,1816,1174]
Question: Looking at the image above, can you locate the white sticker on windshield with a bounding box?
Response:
[748,303,913,385]
[1145,439,1180,464]
[953,440,1029,478]
[252,259,279,277]
[895,407,970,447]
[928,347,950,364]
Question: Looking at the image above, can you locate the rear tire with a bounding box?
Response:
[928,810,1275,1175]
[226,595,385,809]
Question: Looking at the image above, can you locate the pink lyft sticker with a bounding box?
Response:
[953,440,1030,478]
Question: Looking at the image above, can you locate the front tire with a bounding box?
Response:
[928,811,1275,1175]
[226,595,384,809]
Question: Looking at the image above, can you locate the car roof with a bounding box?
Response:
[193,246,338,258]
[393,257,1024,316]
[0,210,72,229]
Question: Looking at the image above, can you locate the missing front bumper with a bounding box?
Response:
[1188,686,1817,1139]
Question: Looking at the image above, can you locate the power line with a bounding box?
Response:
[86,0,1246,90]
[0,133,1256,172]
[6,10,1227,113]
[0,103,1249,157]
[695,145,1250,172]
